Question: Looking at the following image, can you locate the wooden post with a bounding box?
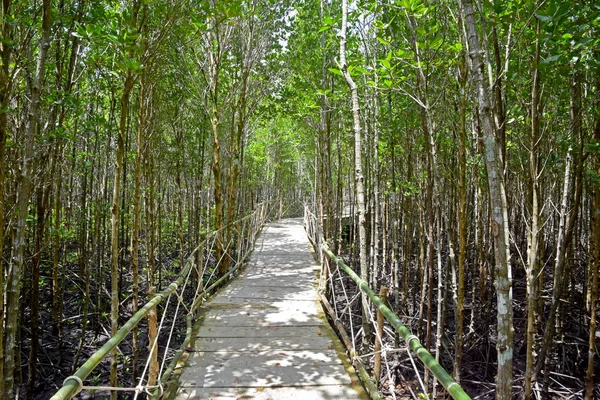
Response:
[321,251,330,298]
[373,286,388,383]
[147,287,159,386]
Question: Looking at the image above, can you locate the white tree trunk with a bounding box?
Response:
[459,0,513,398]
[339,0,370,353]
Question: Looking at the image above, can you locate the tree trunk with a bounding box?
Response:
[524,19,541,400]
[131,62,146,383]
[0,0,12,393]
[585,70,600,400]
[459,0,514,397]
[454,46,468,383]
[339,0,370,354]
[4,1,51,396]
[27,185,49,400]
[110,71,135,399]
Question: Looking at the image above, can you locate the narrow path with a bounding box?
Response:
[175,218,367,399]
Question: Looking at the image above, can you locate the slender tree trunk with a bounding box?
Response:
[434,209,448,397]
[339,0,370,354]
[454,48,468,383]
[145,121,159,383]
[524,20,541,399]
[52,152,64,335]
[110,71,134,399]
[73,127,94,370]
[5,1,51,396]
[585,72,600,400]
[176,123,185,272]
[27,186,49,400]
[491,26,506,168]
[459,0,513,397]
[371,79,381,289]
[202,15,229,277]
[0,0,12,393]
[586,188,599,400]
[131,63,146,383]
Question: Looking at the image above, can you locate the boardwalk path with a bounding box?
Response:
[175,218,367,399]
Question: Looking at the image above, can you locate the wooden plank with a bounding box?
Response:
[185,349,344,368]
[179,363,353,388]
[208,297,318,308]
[196,325,326,339]
[198,310,323,327]
[218,286,316,300]
[175,385,362,400]
[192,335,334,352]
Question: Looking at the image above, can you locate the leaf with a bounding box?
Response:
[316,329,322,335]
[381,59,391,69]
[541,54,561,64]
[573,38,593,50]
[535,13,551,21]
[429,37,443,49]
[328,67,343,76]
[318,25,331,33]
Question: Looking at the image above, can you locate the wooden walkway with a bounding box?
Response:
[174,218,367,399]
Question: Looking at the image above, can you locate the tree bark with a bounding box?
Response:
[0,0,12,394]
[5,1,51,396]
[131,54,147,382]
[339,0,371,354]
[524,19,541,400]
[454,46,468,383]
[459,0,514,398]
[110,70,134,399]
[27,185,49,400]
[585,68,600,400]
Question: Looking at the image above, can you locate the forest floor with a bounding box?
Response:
[28,266,192,399]
[329,251,597,400]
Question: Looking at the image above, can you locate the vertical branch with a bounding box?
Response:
[339,0,371,353]
[0,0,12,394]
[524,19,541,400]
[459,0,513,397]
[5,0,52,397]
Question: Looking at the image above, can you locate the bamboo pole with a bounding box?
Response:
[373,286,388,383]
[321,244,471,400]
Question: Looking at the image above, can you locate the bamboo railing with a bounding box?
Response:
[51,202,273,400]
[304,206,471,400]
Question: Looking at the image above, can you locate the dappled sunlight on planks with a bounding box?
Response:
[174,218,367,400]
